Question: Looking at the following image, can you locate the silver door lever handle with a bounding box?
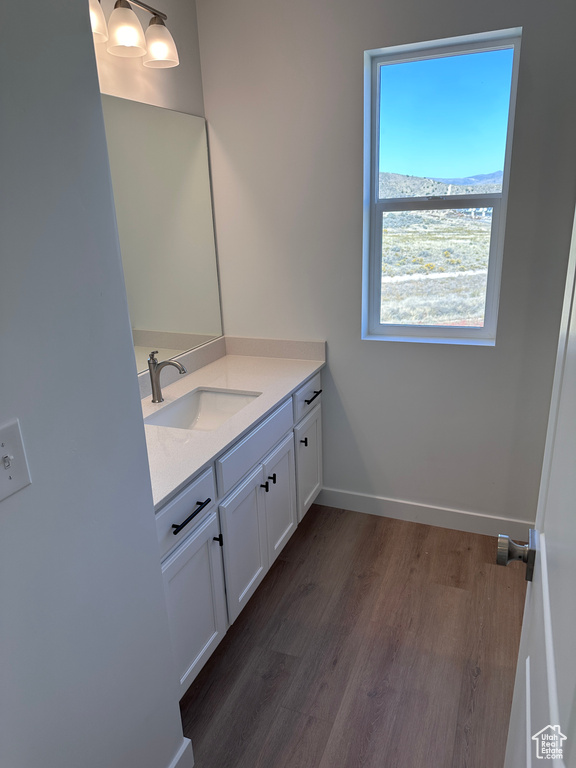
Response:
[497,529,537,582]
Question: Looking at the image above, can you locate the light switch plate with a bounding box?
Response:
[0,418,32,503]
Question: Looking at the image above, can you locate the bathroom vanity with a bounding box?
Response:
[142,346,324,696]
[105,93,325,699]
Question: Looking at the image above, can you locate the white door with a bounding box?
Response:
[504,215,576,767]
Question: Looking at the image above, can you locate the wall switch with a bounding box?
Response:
[0,418,32,503]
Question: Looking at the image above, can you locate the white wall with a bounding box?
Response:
[196,0,576,536]
[0,2,191,767]
[95,0,205,116]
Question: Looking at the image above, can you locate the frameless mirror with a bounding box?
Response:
[101,95,222,373]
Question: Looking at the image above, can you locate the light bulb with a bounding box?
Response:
[149,41,169,59]
[116,24,140,47]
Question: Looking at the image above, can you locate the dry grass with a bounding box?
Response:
[380,209,491,325]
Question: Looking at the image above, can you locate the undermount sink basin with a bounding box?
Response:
[144,388,261,431]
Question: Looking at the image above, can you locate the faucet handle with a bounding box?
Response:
[148,350,159,362]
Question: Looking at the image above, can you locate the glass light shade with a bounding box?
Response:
[107,5,146,57]
[143,21,179,68]
[89,0,108,42]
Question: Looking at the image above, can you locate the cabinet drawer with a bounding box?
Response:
[216,399,293,496]
[293,372,322,423]
[156,467,217,560]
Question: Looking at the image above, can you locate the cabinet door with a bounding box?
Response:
[262,432,297,566]
[294,404,322,522]
[162,511,227,696]
[219,465,268,623]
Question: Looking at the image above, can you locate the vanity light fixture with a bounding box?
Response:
[90,0,179,68]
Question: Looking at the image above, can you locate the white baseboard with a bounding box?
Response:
[165,738,194,768]
[316,487,533,540]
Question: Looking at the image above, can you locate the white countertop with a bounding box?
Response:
[143,354,324,509]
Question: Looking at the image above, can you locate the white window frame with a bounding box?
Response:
[362,29,521,346]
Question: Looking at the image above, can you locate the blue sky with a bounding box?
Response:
[379,48,514,179]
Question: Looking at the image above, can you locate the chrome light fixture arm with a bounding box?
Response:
[126,0,167,22]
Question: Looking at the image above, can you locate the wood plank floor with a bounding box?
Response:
[180,505,526,768]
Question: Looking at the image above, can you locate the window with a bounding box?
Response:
[362,30,521,345]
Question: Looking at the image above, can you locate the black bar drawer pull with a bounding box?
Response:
[260,481,270,492]
[300,437,308,447]
[304,389,322,405]
[172,498,211,535]
[268,473,277,484]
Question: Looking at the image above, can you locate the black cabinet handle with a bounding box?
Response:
[300,437,308,447]
[171,498,211,535]
[260,481,270,492]
[304,389,322,406]
[268,473,277,484]
[213,534,223,547]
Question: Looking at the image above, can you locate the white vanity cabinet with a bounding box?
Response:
[153,367,323,695]
[215,377,320,624]
[217,404,297,623]
[293,374,323,521]
[161,510,227,696]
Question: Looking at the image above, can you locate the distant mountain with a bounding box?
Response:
[379,171,502,198]
[430,171,503,186]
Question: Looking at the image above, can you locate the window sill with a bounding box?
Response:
[361,329,496,346]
